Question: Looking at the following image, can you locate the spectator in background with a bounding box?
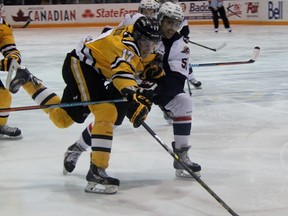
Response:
[208,0,231,33]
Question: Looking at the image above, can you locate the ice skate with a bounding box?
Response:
[63,143,85,175]
[0,125,22,140]
[85,164,120,194]
[172,142,201,178]
[8,68,42,94]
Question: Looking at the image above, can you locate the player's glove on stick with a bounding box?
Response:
[125,90,152,128]
[0,57,14,71]
[139,63,165,81]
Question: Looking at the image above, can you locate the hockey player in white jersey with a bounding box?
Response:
[63,2,201,181]
[159,0,202,89]
[118,0,160,26]
[101,0,160,33]
[152,1,201,177]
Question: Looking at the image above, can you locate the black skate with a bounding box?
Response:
[85,164,120,194]
[172,142,201,178]
[63,143,85,175]
[0,125,22,139]
[8,68,42,94]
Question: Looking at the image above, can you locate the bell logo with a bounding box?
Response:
[268,1,283,19]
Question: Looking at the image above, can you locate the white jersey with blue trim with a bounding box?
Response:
[157,36,190,78]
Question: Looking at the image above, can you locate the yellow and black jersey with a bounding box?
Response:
[75,25,144,93]
[0,18,21,64]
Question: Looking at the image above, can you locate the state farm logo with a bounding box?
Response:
[82,9,94,18]
[246,2,259,18]
[82,8,137,19]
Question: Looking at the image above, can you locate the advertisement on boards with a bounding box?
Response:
[2,1,288,27]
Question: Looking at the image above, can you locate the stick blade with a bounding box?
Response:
[252,46,260,61]
[215,42,227,52]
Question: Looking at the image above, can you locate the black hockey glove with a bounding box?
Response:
[0,57,14,71]
[139,63,165,81]
[124,89,152,128]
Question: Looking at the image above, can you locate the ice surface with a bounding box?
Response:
[0,25,288,216]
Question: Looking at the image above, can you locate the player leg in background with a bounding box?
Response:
[8,68,75,129]
[0,80,22,139]
[210,7,220,33]
[218,6,232,32]
[62,123,91,175]
[163,93,201,178]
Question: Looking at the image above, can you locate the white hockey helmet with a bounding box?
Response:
[159,0,178,4]
[158,1,184,23]
[138,0,160,17]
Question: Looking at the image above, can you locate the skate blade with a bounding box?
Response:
[175,169,201,179]
[85,181,118,194]
[63,167,69,175]
[0,134,23,140]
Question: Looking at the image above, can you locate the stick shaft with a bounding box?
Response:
[0,98,127,112]
[141,121,239,216]
[190,47,260,67]
[186,79,192,96]
[189,40,217,52]
[191,59,255,67]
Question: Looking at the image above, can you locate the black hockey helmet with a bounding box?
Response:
[133,16,162,43]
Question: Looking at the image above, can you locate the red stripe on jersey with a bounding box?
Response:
[173,116,192,122]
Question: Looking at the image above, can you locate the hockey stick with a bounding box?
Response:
[189,40,227,52]
[0,98,127,113]
[0,1,31,28]
[191,47,260,67]
[18,18,31,28]
[10,18,31,28]
[186,79,192,96]
[141,121,239,216]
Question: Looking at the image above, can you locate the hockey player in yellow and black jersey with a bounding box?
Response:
[8,16,163,194]
[0,18,22,139]
[63,2,201,182]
